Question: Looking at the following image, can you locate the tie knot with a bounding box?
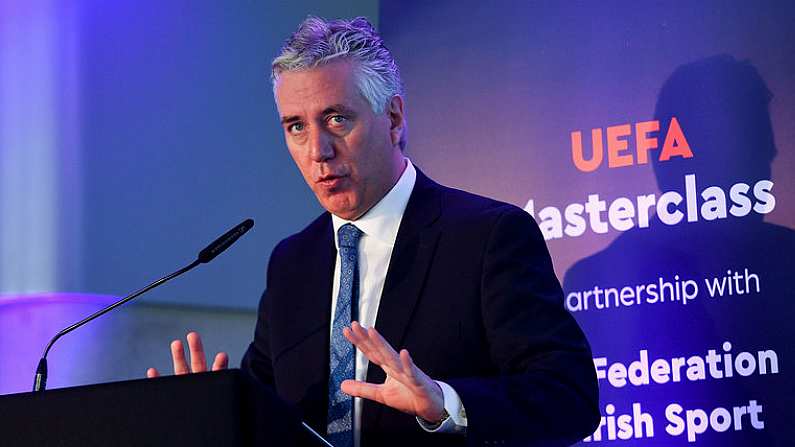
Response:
[337,223,363,249]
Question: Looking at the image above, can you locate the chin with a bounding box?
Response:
[321,197,360,219]
[329,207,360,220]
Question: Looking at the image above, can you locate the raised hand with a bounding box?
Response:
[146,331,228,378]
[340,322,445,423]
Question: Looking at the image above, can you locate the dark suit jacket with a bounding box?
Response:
[242,169,599,446]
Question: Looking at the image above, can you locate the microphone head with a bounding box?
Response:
[198,218,254,263]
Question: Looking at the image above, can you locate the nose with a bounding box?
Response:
[308,128,335,163]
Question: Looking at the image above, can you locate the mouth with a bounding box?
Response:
[316,174,348,189]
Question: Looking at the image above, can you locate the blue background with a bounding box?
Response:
[1,1,793,444]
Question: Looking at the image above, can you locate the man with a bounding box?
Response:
[149,16,599,447]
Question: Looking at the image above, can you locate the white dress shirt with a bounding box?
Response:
[330,159,466,446]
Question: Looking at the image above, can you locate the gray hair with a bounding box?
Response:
[272,17,406,149]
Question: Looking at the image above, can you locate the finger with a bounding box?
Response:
[212,352,229,371]
[340,379,386,405]
[186,331,207,373]
[367,327,403,373]
[343,325,361,346]
[348,322,370,347]
[368,326,400,359]
[399,349,423,387]
[344,323,373,358]
[342,321,370,355]
[400,349,415,373]
[146,367,160,378]
[171,340,190,375]
[348,323,385,367]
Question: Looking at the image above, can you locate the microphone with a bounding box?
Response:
[32,219,255,392]
[198,218,254,263]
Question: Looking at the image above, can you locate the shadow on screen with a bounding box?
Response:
[563,55,794,446]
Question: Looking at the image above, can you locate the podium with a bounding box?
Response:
[0,369,323,447]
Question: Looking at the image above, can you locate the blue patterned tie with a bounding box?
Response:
[328,223,363,447]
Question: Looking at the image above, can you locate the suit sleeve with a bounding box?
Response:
[240,242,283,388]
[447,206,600,446]
[240,289,274,386]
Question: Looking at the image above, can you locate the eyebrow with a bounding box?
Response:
[322,104,357,117]
[280,115,301,125]
[280,104,357,125]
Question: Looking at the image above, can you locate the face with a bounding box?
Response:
[275,60,406,220]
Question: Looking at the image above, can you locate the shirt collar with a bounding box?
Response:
[332,158,417,248]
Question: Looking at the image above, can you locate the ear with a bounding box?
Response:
[387,95,405,148]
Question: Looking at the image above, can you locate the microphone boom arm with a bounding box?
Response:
[34,260,201,392]
[33,218,254,392]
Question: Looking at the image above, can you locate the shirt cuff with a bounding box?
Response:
[416,380,467,434]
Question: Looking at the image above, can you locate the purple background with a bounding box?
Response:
[382,1,795,445]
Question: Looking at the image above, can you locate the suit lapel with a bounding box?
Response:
[289,215,335,428]
[362,168,443,430]
[294,213,336,341]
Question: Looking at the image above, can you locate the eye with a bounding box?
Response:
[287,122,305,134]
[328,115,347,126]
